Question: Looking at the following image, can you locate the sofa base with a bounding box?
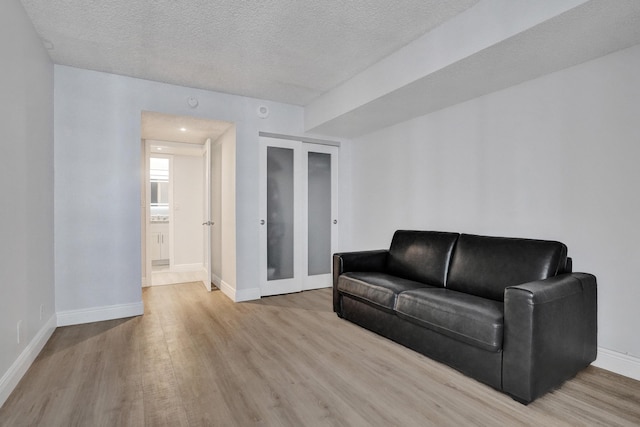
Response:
[341,295,503,391]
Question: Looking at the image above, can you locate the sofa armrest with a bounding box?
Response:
[332,250,388,315]
[502,273,597,403]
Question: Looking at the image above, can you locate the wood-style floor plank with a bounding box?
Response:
[1,282,639,426]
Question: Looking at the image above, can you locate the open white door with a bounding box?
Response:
[202,138,212,291]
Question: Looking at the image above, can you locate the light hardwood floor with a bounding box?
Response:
[1,282,639,426]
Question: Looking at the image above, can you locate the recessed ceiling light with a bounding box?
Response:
[156,147,163,151]
[180,127,187,132]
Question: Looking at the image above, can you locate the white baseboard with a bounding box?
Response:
[235,286,261,302]
[218,280,235,301]
[593,347,640,381]
[217,280,261,302]
[150,268,206,286]
[0,314,57,408]
[171,263,204,273]
[56,301,144,327]
[211,273,222,288]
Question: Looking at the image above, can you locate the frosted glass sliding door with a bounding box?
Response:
[259,136,338,297]
[307,152,332,276]
[303,144,338,290]
[266,146,295,281]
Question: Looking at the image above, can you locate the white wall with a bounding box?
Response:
[219,126,238,297]
[54,66,304,316]
[210,126,237,293]
[0,0,56,406]
[172,154,204,267]
[347,44,640,368]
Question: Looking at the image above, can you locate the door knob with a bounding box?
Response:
[260,219,265,225]
[333,219,338,224]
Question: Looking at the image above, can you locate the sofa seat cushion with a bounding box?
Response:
[395,288,504,352]
[337,272,433,311]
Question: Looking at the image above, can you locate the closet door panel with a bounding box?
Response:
[259,137,338,296]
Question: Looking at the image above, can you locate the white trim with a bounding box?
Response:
[211,273,222,288]
[593,347,640,381]
[218,280,235,300]
[147,139,207,156]
[0,315,57,408]
[235,287,262,302]
[218,280,260,302]
[56,302,144,327]
[150,267,206,286]
[258,131,341,147]
[171,263,204,273]
[303,279,332,291]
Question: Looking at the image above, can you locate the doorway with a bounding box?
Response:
[140,111,234,291]
[144,140,209,287]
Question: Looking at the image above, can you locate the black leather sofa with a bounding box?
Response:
[333,230,597,404]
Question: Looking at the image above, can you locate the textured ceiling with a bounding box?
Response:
[20,0,480,106]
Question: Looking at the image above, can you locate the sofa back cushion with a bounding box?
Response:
[447,234,568,301]
[386,230,459,287]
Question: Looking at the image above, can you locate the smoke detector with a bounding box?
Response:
[257,105,270,119]
[187,97,199,108]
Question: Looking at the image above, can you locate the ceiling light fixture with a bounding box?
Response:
[180,127,187,132]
